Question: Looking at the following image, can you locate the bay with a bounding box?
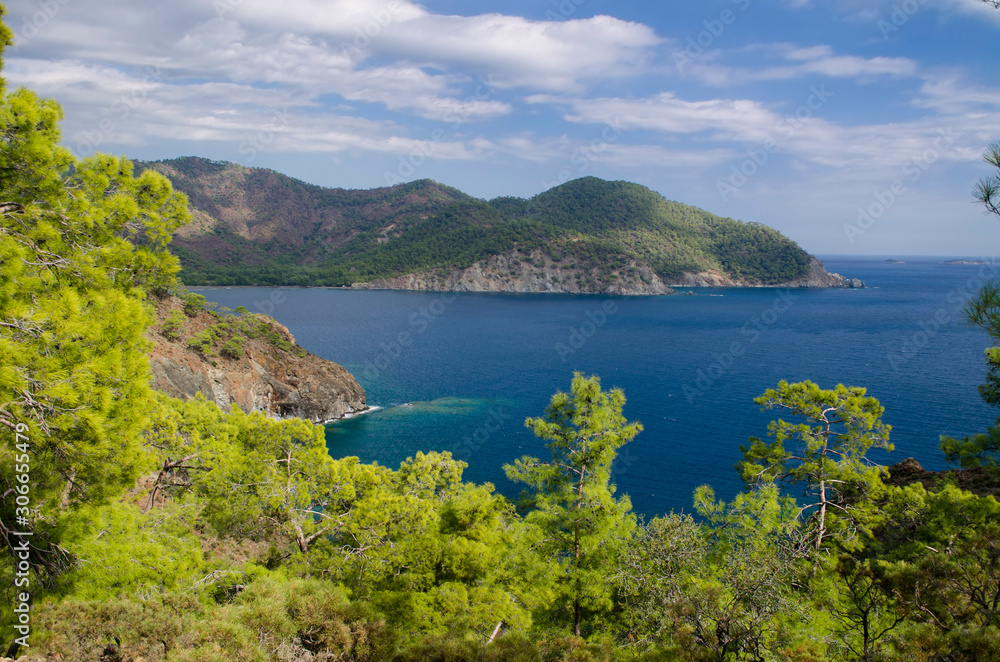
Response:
[197,256,999,518]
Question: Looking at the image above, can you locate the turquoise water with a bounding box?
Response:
[199,257,999,517]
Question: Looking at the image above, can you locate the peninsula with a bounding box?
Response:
[141,157,855,294]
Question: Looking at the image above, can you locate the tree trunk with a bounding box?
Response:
[575,595,582,637]
[816,478,827,551]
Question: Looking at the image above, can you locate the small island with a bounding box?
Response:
[943,259,989,265]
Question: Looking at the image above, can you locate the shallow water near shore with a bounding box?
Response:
[200,256,999,517]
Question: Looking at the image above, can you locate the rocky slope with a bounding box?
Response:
[351,248,674,295]
[352,254,858,294]
[146,295,366,422]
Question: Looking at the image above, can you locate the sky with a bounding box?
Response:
[5,0,1000,256]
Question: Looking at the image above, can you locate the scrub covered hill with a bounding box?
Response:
[142,158,814,288]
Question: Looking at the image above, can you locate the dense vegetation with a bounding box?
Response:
[4,7,1000,661]
[142,159,813,288]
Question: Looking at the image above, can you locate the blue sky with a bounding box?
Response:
[6,0,1000,255]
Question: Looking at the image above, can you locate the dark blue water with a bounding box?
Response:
[198,257,1000,517]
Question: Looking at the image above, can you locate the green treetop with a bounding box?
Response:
[738,380,892,553]
[504,373,642,637]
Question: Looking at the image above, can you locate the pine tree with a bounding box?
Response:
[738,380,892,552]
[504,373,642,637]
[0,1,190,590]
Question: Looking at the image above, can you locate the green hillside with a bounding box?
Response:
[142,158,812,287]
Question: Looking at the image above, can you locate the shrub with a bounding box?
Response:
[160,309,186,341]
[187,329,217,355]
[220,336,245,360]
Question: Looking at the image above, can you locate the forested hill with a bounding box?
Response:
[141,157,818,289]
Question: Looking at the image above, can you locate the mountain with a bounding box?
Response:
[140,157,849,292]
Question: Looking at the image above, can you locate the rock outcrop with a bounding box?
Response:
[146,296,366,423]
[352,249,674,295]
[887,457,1000,499]
[353,254,857,294]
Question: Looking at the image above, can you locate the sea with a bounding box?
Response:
[197,256,1000,518]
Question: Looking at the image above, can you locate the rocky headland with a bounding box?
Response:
[146,295,366,423]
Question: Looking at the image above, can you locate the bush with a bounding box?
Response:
[220,336,245,360]
[160,309,186,341]
[187,329,216,355]
[182,291,208,316]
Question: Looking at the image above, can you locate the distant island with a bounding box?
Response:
[141,157,856,294]
[942,259,989,265]
[885,259,906,263]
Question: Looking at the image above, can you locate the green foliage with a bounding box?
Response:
[941,421,1000,468]
[220,335,245,359]
[174,303,298,360]
[0,22,190,594]
[187,328,217,354]
[505,373,642,637]
[58,499,207,601]
[739,380,893,551]
[871,484,1000,660]
[160,309,186,341]
[943,283,1000,470]
[181,290,209,316]
[973,143,1000,217]
[326,450,546,641]
[30,576,392,662]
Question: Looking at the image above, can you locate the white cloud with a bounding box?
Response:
[680,43,918,86]
[530,93,784,144]
[5,57,493,162]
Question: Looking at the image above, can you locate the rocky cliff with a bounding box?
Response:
[352,253,857,294]
[351,248,673,295]
[146,295,366,423]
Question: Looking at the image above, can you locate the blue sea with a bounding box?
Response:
[198,257,1000,518]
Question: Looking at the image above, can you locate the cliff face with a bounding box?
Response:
[352,254,856,295]
[146,296,366,423]
[352,249,674,295]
